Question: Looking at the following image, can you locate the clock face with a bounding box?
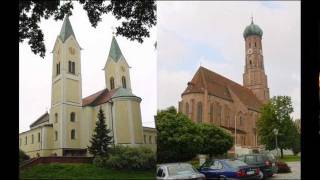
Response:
[247,49,252,54]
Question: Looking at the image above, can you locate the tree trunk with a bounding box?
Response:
[280,148,284,158]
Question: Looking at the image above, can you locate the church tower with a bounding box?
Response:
[50,16,83,155]
[243,18,269,104]
[104,36,132,91]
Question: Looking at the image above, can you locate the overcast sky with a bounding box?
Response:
[157,1,301,120]
[19,2,156,133]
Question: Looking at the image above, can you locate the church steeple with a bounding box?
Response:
[59,16,76,42]
[243,19,269,104]
[108,36,124,62]
[104,36,132,92]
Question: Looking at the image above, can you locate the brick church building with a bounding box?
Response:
[178,19,269,150]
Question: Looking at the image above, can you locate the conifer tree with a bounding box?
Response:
[88,107,113,157]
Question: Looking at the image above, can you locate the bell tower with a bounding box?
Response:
[243,17,269,104]
[50,16,83,154]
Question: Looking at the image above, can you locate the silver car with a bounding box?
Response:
[156,163,206,180]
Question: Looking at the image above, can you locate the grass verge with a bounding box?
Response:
[20,163,155,179]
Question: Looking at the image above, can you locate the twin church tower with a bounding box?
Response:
[19,16,155,157]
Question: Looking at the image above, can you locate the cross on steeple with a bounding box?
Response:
[251,14,254,24]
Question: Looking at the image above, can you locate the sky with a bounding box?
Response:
[157,1,301,120]
[19,2,157,133]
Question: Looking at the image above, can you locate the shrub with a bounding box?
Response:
[92,156,108,167]
[19,149,30,164]
[105,145,156,170]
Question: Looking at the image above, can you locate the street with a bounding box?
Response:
[270,161,300,179]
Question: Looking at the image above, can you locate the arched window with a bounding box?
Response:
[55,113,58,123]
[255,42,257,47]
[249,43,251,48]
[38,132,41,143]
[197,102,202,123]
[31,134,34,144]
[209,103,214,123]
[25,136,27,145]
[55,131,58,141]
[185,102,189,115]
[249,60,252,65]
[122,76,127,88]
[216,104,222,125]
[110,77,115,89]
[70,112,75,122]
[71,129,76,140]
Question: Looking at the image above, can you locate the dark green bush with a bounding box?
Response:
[105,145,156,170]
[92,156,108,167]
[19,149,30,164]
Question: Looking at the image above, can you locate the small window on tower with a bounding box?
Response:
[249,43,251,48]
[56,62,60,75]
[38,132,41,143]
[55,113,58,123]
[71,129,76,140]
[110,77,115,89]
[250,60,252,65]
[255,42,257,47]
[55,131,58,141]
[70,112,76,122]
[122,76,127,88]
[72,62,75,74]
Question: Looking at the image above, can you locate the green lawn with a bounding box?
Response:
[279,155,300,162]
[20,163,155,179]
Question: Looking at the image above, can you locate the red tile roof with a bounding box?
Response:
[82,88,118,107]
[182,66,262,112]
[30,112,49,128]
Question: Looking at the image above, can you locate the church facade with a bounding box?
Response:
[19,16,156,158]
[178,19,269,150]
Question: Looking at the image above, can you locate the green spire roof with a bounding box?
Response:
[111,88,138,99]
[59,16,76,42]
[108,36,123,62]
[243,18,263,39]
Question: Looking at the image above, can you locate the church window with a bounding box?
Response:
[216,104,222,125]
[70,112,76,122]
[185,102,189,115]
[122,76,127,88]
[55,113,58,123]
[110,77,115,90]
[255,42,257,47]
[68,61,75,74]
[71,129,76,140]
[240,116,243,126]
[31,134,34,144]
[209,103,214,123]
[149,136,152,144]
[197,102,203,123]
[249,60,252,65]
[38,132,41,143]
[249,43,251,48]
[25,136,27,145]
[55,131,58,141]
[56,62,60,75]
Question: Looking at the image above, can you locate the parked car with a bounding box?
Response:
[276,161,291,173]
[198,159,260,179]
[156,163,206,180]
[237,154,278,179]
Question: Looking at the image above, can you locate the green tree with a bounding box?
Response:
[156,106,233,163]
[156,107,202,163]
[88,107,113,157]
[19,149,30,164]
[257,96,296,158]
[19,0,156,58]
[291,124,300,155]
[198,123,233,157]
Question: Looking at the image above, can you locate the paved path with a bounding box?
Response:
[270,161,300,179]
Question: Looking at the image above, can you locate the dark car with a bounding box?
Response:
[198,159,260,180]
[237,154,277,179]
